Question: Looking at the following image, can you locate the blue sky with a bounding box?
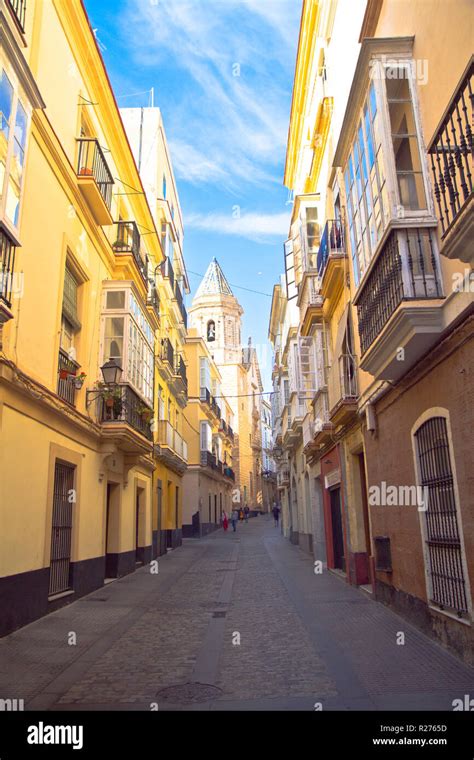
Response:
[84,0,302,390]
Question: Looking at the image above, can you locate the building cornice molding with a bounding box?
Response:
[0,357,102,444]
[284,0,322,188]
[358,0,383,42]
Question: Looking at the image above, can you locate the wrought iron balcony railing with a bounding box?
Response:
[313,389,331,430]
[99,384,153,441]
[0,226,16,310]
[6,0,26,31]
[223,465,235,481]
[317,219,345,279]
[227,425,234,442]
[277,468,290,488]
[161,337,174,367]
[200,387,211,405]
[174,354,187,390]
[174,279,187,327]
[210,395,221,420]
[357,228,442,355]
[112,221,148,282]
[428,60,473,239]
[57,349,80,406]
[160,256,175,292]
[147,284,160,319]
[76,138,114,211]
[200,450,217,469]
[339,354,358,399]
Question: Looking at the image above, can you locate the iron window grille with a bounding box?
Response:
[415,416,468,616]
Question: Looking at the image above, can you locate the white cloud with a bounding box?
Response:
[186,210,291,242]
[121,0,301,188]
[168,140,227,184]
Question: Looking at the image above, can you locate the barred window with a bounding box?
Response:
[415,416,468,616]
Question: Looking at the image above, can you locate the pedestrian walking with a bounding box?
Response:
[231,509,239,532]
[239,508,244,522]
[244,505,250,523]
[222,511,228,531]
[272,502,280,527]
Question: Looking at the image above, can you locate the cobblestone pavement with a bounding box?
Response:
[1,516,474,711]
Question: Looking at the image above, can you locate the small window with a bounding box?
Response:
[104,316,124,362]
[207,320,216,342]
[163,174,167,199]
[106,290,126,310]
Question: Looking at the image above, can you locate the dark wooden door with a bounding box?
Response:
[330,487,345,570]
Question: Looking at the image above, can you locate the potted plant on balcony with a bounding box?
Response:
[96,383,123,419]
[137,403,153,424]
[73,372,87,390]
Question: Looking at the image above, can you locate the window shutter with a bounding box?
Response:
[200,357,209,390]
[62,267,80,329]
[200,421,207,451]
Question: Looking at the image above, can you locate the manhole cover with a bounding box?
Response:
[156,682,222,704]
[212,611,227,618]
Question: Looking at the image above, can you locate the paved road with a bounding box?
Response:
[1,516,473,711]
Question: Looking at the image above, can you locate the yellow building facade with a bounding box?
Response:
[120,106,190,554]
[182,330,235,535]
[0,0,188,634]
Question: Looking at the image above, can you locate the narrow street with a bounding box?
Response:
[1,517,473,712]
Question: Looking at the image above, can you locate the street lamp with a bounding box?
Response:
[86,358,123,408]
[101,358,123,386]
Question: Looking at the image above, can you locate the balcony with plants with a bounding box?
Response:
[96,382,154,451]
[111,221,148,284]
[57,349,85,406]
[76,137,114,225]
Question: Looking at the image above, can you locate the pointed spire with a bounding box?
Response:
[193,258,233,300]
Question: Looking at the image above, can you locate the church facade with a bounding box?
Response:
[188,259,264,512]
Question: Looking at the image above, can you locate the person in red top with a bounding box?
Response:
[222,511,229,531]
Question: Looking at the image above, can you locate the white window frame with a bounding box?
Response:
[344,57,435,285]
[375,59,434,220]
[0,62,32,239]
[100,284,154,405]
